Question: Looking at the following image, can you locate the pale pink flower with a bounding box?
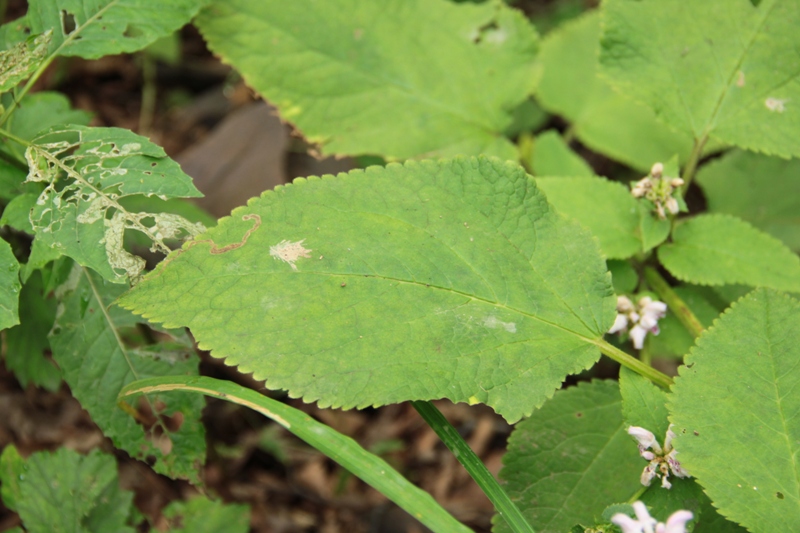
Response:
[627,425,689,489]
[612,502,693,533]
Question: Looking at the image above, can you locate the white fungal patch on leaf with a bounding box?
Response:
[765,97,787,113]
[269,239,312,271]
[483,315,517,333]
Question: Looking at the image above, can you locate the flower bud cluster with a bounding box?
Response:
[630,162,685,219]
[611,501,693,533]
[628,425,690,490]
[607,295,667,350]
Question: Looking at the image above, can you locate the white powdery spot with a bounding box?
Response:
[483,315,516,333]
[270,239,312,271]
[765,97,787,113]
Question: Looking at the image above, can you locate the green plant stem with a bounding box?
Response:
[0,127,31,147]
[138,53,157,135]
[120,377,473,533]
[643,266,704,338]
[412,401,535,533]
[592,338,673,389]
[680,135,708,191]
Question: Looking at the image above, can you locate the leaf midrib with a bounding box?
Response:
[159,268,602,344]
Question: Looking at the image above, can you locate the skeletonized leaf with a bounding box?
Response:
[25,0,210,59]
[600,0,800,157]
[535,11,697,172]
[195,0,538,161]
[26,125,204,283]
[50,265,206,483]
[670,289,800,532]
[0,30,51,92]
[495,380,642,533]
[697,150,800,251]
[536,176,670,259]
[119,157,615,423]
[658,214,800,291]
[0,238,21,330]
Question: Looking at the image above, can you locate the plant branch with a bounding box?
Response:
[412,401,535,533]
[643,266,704,338]
[592,338,673,389]
[119,377,473,533]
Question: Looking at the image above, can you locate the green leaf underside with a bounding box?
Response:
[495,380,642,533]
[195,0,538,161]
[0,238,21,330]
[670,289,800,532]
[26,125,203,283]
[649,286,720,360]
[25,0,210,59]
[528,130,594,178]
[607,259,638,295]
[536,177,669,259]
[3,446,135,533]
[535,11,696,172]
[658,214,800,292]
[5,271,61,391]
[600,0,800,158]
[619,367,669,439]
[50,266,206,483]
[7,91,92,145]
[120,157,615,423]
[697,150,800,251]
[162,498,249,533]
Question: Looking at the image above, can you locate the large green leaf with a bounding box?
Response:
[25,0,209,59]
[0,445,135,533]
[195,0,538,161]
[535,11,696,172]
[658,214,800,291]
[0,238,21,330]
[600,0,800,158]
[50,265,206,482]
[120,157,615,422]
[536,176,670,259]
[670,289,800,532]
[4,91,92,151]
[495,380,642,533]
[25,125,204,283]
[697,150,800,251]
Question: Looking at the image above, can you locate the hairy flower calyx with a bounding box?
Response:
[631,162,685,219]
[608,296,667,349]
[611,501,693,533]
[627,425,690,489]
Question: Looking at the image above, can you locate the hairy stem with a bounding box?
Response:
[412,401,535,533]
[680,135,708,192]
[592,338,673,389]
[0,127,31,147]
[644,267,704,338]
